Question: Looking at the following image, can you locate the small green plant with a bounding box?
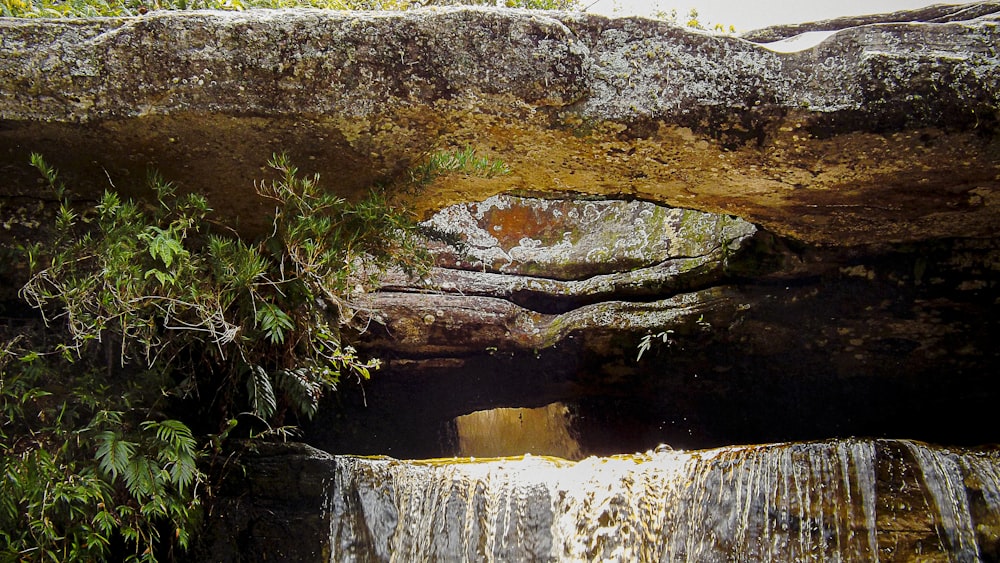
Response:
[636,315,711,361]
[636,329,673,361]
[653,7,736,34]
[409,146,511,186]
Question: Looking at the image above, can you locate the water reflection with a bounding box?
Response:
[454,402,583,460]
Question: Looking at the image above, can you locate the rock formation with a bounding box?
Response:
[2,3,1000,561]
[1,4,998,243]
[741,1,1000,42]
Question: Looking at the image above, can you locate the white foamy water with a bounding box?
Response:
[325,439,1000,562]
[329,440,1000,562]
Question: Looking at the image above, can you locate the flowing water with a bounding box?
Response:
[324,439,1000,562]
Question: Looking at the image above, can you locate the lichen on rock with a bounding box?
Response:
[420,194,756,280]
[2,7,998,244]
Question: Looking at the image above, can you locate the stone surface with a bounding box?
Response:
[191,442,338,562]
[1,5,999,244]
[419,194,756,280]
[304,192,999,461]
[375,195,756,316]
[362,195,756,356]
[741,1,1000,42]
[318,232,1000,459]
[360,287,731,355]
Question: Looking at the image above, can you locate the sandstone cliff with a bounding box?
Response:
[2,5,998,244]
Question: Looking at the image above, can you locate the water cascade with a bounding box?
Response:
[326,440,1000,562]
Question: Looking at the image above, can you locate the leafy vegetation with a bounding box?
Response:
[636,329,673,361]
[0,0,578,18]
[2,152,430,560]
[409,145,511,186]
[1,337,204,561]
[24,151,428,425]
[654,7,736,33]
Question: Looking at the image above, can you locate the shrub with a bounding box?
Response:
[2,153,426,560]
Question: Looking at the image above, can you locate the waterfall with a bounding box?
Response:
[325,439,1000,562]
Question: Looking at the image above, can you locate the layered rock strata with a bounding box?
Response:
[365,195,756,355]
[1,5,998,244]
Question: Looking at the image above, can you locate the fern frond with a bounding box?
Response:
[254,302,294,344]
[167,453,198,496]
[146,420,199,494]
[141,419,191,451]
[124,455,163,502]
[247,366,276,420]
[274,367,322,419]
[95,431,137,481]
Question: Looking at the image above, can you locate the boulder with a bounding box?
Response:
[741,1,1000,42]
[190,442,339,562]
[417,194,756,280]
[375,194,755,313]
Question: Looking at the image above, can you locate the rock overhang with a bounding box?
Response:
[2,5,999,245]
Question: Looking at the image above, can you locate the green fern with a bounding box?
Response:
[10,153,428,560]
[255,301,295,345]
[96,430,138,481]
[124,454,162,502]
[247,366,277,420]
[274,367,323,419]
[143,420,199,496]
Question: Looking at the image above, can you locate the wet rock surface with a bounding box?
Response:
[200,439,1000,562]
[191,442,339,562]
